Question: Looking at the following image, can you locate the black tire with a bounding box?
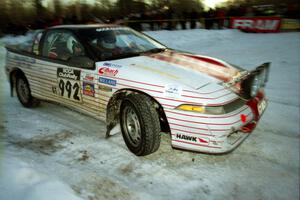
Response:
[120,94,161,156]
[16,73,40,108]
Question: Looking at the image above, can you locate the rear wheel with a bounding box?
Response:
[16,74,39,107]
[120,94,161,156]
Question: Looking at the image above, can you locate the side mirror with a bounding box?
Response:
[68,56,94,69]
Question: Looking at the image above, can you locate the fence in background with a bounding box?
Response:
[121,17,300,32]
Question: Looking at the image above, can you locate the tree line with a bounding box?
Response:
[0,0,299,35]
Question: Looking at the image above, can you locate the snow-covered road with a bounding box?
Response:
[0,29,299,200]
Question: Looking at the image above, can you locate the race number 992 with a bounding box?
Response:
[58,79,81,102]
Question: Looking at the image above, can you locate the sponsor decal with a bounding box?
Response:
[99,77,117,86]
[83,74,94,82]
[176,134,197,142]
[198,138,209,144]
[57,68,80,81]
[99,85,113,92]
[164,84,182,98]
[57,68,82,102]
[103,62,122,68]
[231,17,281,32]
[99,67,119,76]
[83,82,95,97]
[258,98,267,116]
[96,27,128,32]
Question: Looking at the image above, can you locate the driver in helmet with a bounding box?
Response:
[96,31,122,59]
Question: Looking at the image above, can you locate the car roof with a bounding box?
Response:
[49,24,122,30]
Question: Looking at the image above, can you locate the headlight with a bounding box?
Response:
[256,63,270,87]
[251,63,270,97]
[176,104,225,115]
[251,75,261,97]
[241,64,270,99]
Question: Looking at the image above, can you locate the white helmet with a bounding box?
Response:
[100,31,116,49]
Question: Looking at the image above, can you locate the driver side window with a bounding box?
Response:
[42,30,85,61]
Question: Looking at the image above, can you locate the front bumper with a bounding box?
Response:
[167,93,267,154]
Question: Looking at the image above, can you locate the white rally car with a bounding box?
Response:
[5,24,269,156]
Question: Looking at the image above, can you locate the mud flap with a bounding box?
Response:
[105,124,114,138]
[105,92,126,138]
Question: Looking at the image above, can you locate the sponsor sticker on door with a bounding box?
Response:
[99,77,117,86]
[164,84,182,98]
[83,82,95,97]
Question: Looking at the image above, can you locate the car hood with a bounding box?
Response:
[98,50,241,90]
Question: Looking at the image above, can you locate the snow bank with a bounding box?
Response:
[0,32,34,46]
[0,153,83,200]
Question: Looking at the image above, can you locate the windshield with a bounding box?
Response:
[78,27,166,60]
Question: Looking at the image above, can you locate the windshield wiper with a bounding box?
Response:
[98,48,166,61]
[103,52,141,60]
[140,48,166,54]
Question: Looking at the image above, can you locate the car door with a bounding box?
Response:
[38,29,103,119]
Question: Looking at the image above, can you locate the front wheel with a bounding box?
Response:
[120,94,161,156]
[16,74,39,107]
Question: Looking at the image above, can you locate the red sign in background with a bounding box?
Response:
[230,17,281,33]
